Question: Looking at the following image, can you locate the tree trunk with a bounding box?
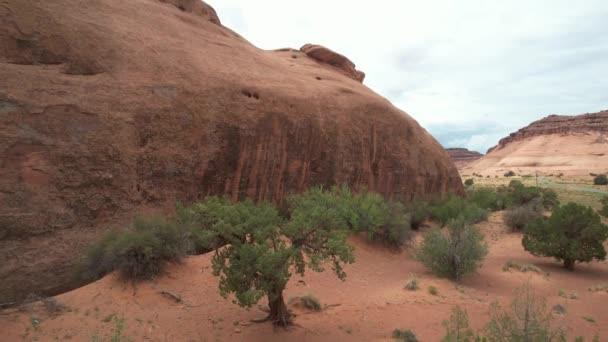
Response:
[563,259,575,271]
[268,292,291,327]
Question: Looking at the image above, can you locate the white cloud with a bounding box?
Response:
[210,0,608,152]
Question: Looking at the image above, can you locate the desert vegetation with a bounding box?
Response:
[522,203,608,270]
[599,196,608,217]
[593,174,608,185]
[415,217,488,280]
[175,188,357,326]
[80,216,191,281]
[61,181,608,338]
[440,285,569,342]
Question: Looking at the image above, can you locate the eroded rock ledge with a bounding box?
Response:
[300,44,365,82]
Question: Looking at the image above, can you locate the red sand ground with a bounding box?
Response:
[1,212,607,341]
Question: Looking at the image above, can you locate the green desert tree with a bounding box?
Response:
[189,189,354,326]
[522,203,608,270]
[415,217,488,280]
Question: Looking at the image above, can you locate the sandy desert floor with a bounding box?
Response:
[1,211,607,341]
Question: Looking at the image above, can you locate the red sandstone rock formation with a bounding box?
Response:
[445,148,484,169]
[300,44,366,82]
[0,0,461,302]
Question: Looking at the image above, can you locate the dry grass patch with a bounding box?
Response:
[587,283,608,293]
[404,275,420,291]
[502,260,544,275]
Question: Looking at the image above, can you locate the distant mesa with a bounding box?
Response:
[465,110,608,176]
[445,148,484,169]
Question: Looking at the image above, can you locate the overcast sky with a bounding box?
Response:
[211,1,608,153]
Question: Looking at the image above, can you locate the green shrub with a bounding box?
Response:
[428,285,439,295]
[392,328,419,342]
[81,216,191,280]
[429,196,488,226]
[500,182,559,209]
[523,203,608,270]
[464,178,474,186]
[80,231,120,280]
[442,305,475,342]
[504,171,516,177]
[349,189,413,247]
[503,200,543,231]
[599,196,608,218]
[593,174,608,185]
[467,187,505,212]
[415,218,488,280]
[405,200,429,230]
[485,285,566,342]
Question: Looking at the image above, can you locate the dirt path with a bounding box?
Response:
[1,212,607,341]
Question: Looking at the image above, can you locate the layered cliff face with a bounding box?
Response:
[465,111,608,175]
[0,0,462,302]
[445,148,483,169]
[487,111,608,153]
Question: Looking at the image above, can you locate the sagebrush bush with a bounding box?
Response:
[523,203,608,270]
[486,285,566,342]
[81,216,191,280]
[495,181,559,210]
[442,305,475,342]
[503,199,543,231]
[464,178,474,186]
[348,189,413,247]
[467,187,506,212]
[504,171,516,177]
[415,218,488,280]
[593,174,608,185]
[429,196,488,226]
[405,200,429,230]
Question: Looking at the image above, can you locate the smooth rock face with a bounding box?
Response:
[0,0,462,302]
[465,110,608,176]
[300,44,366,82]
[445,148,484,169]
